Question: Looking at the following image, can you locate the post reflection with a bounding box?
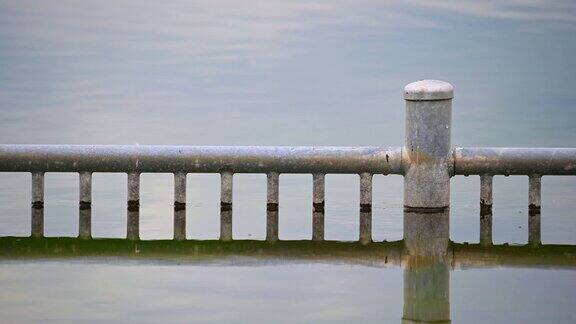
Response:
[403,210,449,257]
[403,209,451,323]
[173,208,186,241]
[529,209,541,246]
[480,209,493,247]
[403,257,450,324]
[30,206,43,238]
[266,210,279,242]
[359,210,371,245]
[312,211,324,241]
[220,209,232,241]
[78,208,91,239]
[12,201,571,324]
[127,209,139,241]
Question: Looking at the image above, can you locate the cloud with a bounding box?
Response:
[405,0,576,23]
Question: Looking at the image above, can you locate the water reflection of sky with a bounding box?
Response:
[1,1,575,146]
[0,261,575,323]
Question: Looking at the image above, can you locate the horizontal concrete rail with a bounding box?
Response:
[454,147,576,176]
[1,81,575,247]
[4,145,575,176]
[0,145,403,174]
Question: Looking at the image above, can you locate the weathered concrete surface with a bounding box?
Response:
[220,172,233,241]
[174,172,186,206]
[403,80,454,101]
[404,210,450,256]
[454,147,576,175]
[266,172,279,242]
[480,175,493,209]
[480,210,493,247]
[79,208,91,240]
[403,80,453,210]
[0,145,403,174]
[173,209,186,241]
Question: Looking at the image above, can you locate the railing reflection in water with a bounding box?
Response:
[6,209,575,324]
[403,210,450,324]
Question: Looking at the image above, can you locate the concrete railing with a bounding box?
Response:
[0,80,574,244]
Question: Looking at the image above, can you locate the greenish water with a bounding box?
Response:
[1,0,576,322]
[1,237,576,323]
[1,257,575,323]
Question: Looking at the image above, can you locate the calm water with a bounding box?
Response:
[1,1,575,322]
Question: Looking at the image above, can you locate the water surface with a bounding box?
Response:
[1,1,575,322]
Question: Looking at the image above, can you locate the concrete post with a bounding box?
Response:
[266,172,279,242]
[31,172,45,238]
[528,175,542,246]
[403,80,454,211]
[312,173,325,241]
[479,174,493,246]
[173,172,187,241]
[174,172,187,209]
[220,172,233,241]
[126,172,140,240]
[78,172,92,239]
[174,172,186,241]
[31,172,44,237]
[528,175,541,212]
[480,175,493,212]
[359,173,372,245]
[404,210,450,256]
[31,172,44,209]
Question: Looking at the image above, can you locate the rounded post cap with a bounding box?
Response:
[404,80,454,101]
